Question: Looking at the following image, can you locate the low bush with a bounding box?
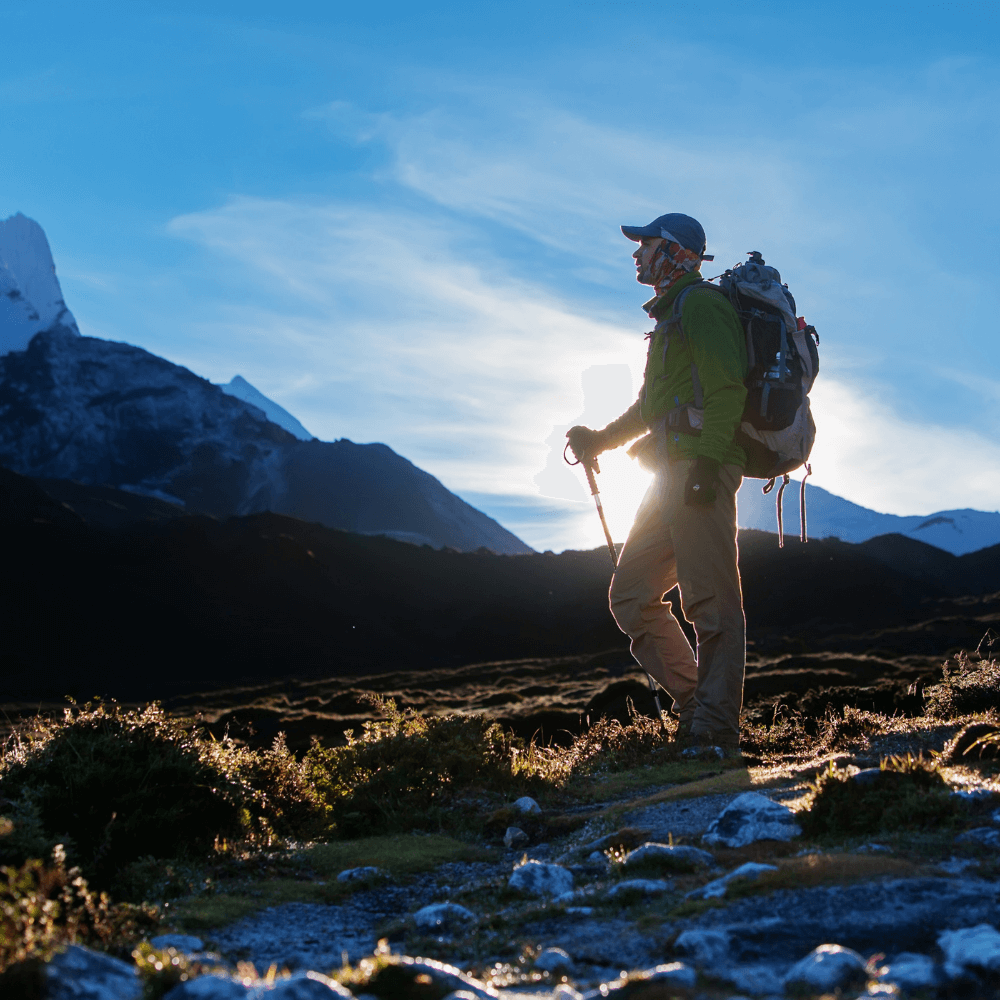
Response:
[800,755,959,839]
[0,844,160,973]
[924,653,1000,719]
[0,702,330,887]
[306,696,553,838]
[943,722,1000,763]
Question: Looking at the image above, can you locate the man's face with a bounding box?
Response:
[633,236,663,286]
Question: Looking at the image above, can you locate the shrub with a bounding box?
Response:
[306,696,552,838]
[800,755,959,839]
[0,844,160,973]
[924,653,1000,719]
[0,702,330,887]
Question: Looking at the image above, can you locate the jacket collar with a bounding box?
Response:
[643,269,703,321]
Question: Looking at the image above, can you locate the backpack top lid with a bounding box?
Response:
[719,252,798,334]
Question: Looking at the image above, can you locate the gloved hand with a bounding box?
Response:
[684,455,720,506]
[566,425,606,464]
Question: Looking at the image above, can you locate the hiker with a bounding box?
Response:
[567,213,747,756]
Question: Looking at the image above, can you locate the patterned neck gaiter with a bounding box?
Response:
[650,240,703,297]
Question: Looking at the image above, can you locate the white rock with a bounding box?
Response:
[674,928,729,966]
[164,975,250,999]
[150,934,205,952]
[504,826,529,848]
[644,962,698,988]
[587,851,608,865]
[46,945,142,1000]
[552,986,584,1000]
[249,972,354,997]
[623,842,715,870]
[784,944,867,993]
[413,902,476,931]
[689,861,777,899]
[605,878,671,899]
[938,923,1000,974]
[702,792,801,848]
[565,906,593,915]
[877,952,942,992]
[955,827,1000,847]
[534,947,574,974]
[336,866,383,883]
[514,796,541,814]
[508,860,573,897]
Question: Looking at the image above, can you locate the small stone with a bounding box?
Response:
[150,934,206,952]
[553,986,584,1000]
[565,906,593,915]
[587,851,608,864]
[950,788,996,801]
[366,958,494,999]
[164,974,249,999]
[784,944,867,993]
[336,866,383,883]
[623,842,715,871]
[250,972,355,997]
[534,947,574,974]
[956,827,1000,847]
[852,767,882,784]
[644,962,697,988]
[45,945,142,1000]
[508,860,573,897]
[877,952,943,992]
[681,744,724,760]
[605,878,670,899]
[688,861,777,899]
[674,928,729,965]
[938,856,980,874]
[702,792,800,848]
[514,796,541,814]
[723,964,784,995]
[992,808,1000,825]
[854,843,892,854]
[413,902,476,932]
[938,923,1000,974]
[504,826,529,848]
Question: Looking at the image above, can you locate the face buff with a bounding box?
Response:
[649,240,703,296]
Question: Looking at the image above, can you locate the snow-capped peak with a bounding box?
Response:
[219,375,314,440]
[0,212,80,355]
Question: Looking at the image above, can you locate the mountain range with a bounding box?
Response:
[1,210,998,558]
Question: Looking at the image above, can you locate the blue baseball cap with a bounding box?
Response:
[621,213,713,261]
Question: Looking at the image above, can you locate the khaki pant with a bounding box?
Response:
[609,459,745,737]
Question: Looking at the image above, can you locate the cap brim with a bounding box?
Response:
[621,225,658,242]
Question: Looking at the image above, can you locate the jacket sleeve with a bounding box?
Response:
[682,291,748,465]
[600,398,646,449]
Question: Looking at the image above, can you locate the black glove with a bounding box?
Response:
[684,455,720,506]
[566,425,606,464]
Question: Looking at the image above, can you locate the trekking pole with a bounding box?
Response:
[564,443,668,730]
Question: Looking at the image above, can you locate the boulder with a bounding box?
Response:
[413,902,476,932]
[783,944,867,993]
[534,947,574,974]
[955,827,1000,847]
[722,963,784,996]
[250,972,354,997]
[622,842,715,872]
[164,975,249,999]
[508,860,573,897]
[605,878,671,900]
[335,866,383,883]
[45,945,142,1000]
[504,826,529,849]
[687,861,777,899]
[674,928,729,966]
[702,792,800,848]
[938,923,1000,975]
[150,935,206,953]
[362,957,496,998]
[580,963,696,998]
[513,796,541,815]
[876,952,944,992]
[640,963,697,988]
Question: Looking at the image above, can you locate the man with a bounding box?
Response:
[567,213,747,755]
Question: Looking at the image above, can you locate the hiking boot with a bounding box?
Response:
[686,730,744,761]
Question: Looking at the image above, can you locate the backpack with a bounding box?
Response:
[672,251,820,544]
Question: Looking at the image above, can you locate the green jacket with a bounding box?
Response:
[608,271,748,467]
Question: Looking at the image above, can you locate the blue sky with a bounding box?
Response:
[3,0,998,550]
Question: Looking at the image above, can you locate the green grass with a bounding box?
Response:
[167,834,492,931]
